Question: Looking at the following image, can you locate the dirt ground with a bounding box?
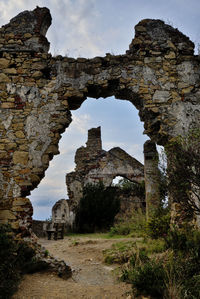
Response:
[12,236,133,299]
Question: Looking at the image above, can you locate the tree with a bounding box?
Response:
[116,178,145,199]
[75,182,120,233]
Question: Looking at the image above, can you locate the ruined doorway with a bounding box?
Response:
[30,96,147,220]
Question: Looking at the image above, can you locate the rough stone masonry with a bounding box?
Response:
[0,7,200,236]
[66,126,145,228]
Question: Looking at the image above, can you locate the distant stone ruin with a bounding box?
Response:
[52,199,74,229]
[0,7,200,236]
[65,127,146,228]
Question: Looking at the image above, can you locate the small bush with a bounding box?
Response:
[147,208,170,239]
[0,225,35,298]
[0,224,38,299]
[137,238,165,255]
[109,222,131,236]
[122,258,166,298]
[165,227,200,254]
[109,209,146,237]
[122,228,200,299]
[0,224,20,298]
[103,241,136,264]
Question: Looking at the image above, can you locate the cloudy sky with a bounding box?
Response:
[1,0,200,220]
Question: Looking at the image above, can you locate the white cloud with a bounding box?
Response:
[46,0,103,57]
[70,113,91,134]
[126,144,145,164]
[0,0,103,57]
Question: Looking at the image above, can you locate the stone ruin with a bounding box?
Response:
[65,126,145,228]
[0,7,200,237]
[32,199,74,237]
[52,198,74,229]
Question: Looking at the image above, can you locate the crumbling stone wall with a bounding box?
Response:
[66,127,145,214]
[0,7,200,235]
[32,219,46,237]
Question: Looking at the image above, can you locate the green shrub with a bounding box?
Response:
[0,224,20,298]
[147,208,170,239]
[126,229,200,299]
[103,241,136,264]
[122,258,166,298]
[0,224,37,299]
[137,238,165,255]
[116,179,145,199]
[165,227,200,254]
[109,209,146,237]
[109,222,131,236]
[75,182,120,233]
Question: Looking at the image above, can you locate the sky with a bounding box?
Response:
[0,0,200,220]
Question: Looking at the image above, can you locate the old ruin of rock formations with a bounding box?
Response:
[0,6,200,235]
[66,127,145,225]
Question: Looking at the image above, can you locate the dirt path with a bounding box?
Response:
[13,236,132,299]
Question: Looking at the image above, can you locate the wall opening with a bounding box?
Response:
[30,96,147,220]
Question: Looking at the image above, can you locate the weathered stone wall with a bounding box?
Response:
[32,219,46,237]
[0,7,200,235]
[66,127,145,214]
[115,189,146,222]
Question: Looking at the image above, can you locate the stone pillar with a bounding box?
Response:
[86,126,102,154]
[144,140,160,220]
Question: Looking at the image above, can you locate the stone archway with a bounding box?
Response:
[0,7,200,236]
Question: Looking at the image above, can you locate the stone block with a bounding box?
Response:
[13,151,29,165]
[46,145,59,155]
[11,221,20,229]
[15,130,25,138]
[152,90,170,103]
[0,73,10,82]
[24,33,32,38]
[4,68,17,74]
[0,210,16,220]
[32,71,43,78]
[165,51,176,59]
[0,58,10,68]
[12,197,31,206]
[1,102,15,108]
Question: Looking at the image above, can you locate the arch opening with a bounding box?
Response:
[30,96,147,221]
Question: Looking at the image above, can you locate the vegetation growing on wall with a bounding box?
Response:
[166,129,200,221]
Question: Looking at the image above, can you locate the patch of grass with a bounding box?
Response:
[103,238,165,266]
[66,232,127,239]
[109,209,146,238]
[136,237,165,255]
[103,241,136,264]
